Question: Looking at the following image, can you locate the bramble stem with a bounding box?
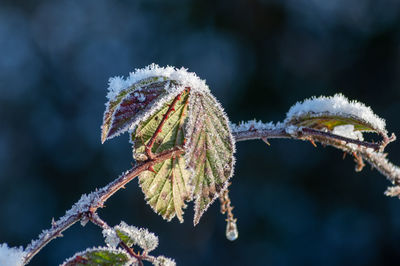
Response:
[23,147,183,265]
[232,121,400,190]
[22,120,400,265]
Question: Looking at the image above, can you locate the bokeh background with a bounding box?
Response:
[1,0,400,265]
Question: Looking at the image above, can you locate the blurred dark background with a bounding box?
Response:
[1,0,400,265]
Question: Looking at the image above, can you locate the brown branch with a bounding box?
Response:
[232,121,400,191]
[22,119,400,265]
[23,146,183,265]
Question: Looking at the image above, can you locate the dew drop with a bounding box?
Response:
[225,220,238,241]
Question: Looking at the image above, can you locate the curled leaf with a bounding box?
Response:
[285,93,387,136]
[101,76,172,143]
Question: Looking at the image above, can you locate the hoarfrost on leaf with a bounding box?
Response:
[185,91,235,225]
[114,222,159,252]
[102,228,120,248]
[153,256,176,266]
[285,93,387,134]
[61,247,132,266]
[0,243,25,266]
[332,125,363,140]
[102,64,211,143]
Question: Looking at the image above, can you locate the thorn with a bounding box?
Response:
[183,138,187,145]
[261,137,270,146]
[171,107,175,112]
[177,94,181,100]
[148,166,157,174]
[51,218,56,227]
[309,139,317,147]
[342,152,347,160]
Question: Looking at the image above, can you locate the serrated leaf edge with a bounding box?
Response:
[184,91,236,225]
[61,246,134,266]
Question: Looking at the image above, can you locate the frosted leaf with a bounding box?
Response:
[0,243,25,266]
[285,93,387,135]
[101,76,170,143]
[106,65,235,225]
[102,64,211,143]
[185,92,236,225]
[153,256,176,266]
[132,89,192,222]
[114,222,159,252]
[61,247,132,266]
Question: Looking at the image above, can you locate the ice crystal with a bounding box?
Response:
[0,243,25,266]
[153,256,176,266]
[103,228,120,248]
[115,222,159,252]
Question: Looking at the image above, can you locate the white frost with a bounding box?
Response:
[285,93,386,132]
[0,243,25,266]
[61,246,133,266]
[104,64,212,142]
[332,125,363,140]
[102,228,120,248]
[115,221,159,252]
[230,120,283,133]
[106,63,210,101]
[153,256,176,266]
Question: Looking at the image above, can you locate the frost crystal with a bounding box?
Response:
[285,93,386,132]
[102,228,120,248]
[115,222,159,252]
[106,64,210,102]
[0,243,25,266]
[230,120,283,133]
[332,125,363,140]
[153,256,176,266]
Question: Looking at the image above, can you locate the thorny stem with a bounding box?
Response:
[232,122,400,187]
[23,146,183,265]
[22,121,400,265]
[145,88,189,160]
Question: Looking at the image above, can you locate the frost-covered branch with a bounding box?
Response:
[23,146,183,265]
[231,120,400,194]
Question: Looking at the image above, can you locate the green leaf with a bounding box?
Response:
[185,92,235,225]
[115,229,135,247]
[132,89,192,222]
[101,76,170,143]
[62,248,131,266]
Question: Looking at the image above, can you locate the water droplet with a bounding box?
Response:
[225,220,238,241]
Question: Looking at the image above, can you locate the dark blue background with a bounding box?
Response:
[1,0,400,265]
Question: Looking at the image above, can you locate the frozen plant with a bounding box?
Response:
[1,64,400,265]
